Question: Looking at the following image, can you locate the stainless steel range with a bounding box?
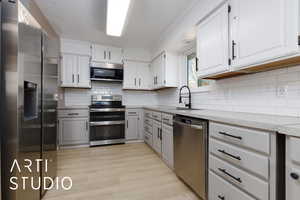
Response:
[89,95,125,146]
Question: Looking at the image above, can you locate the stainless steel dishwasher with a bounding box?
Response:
[173,115,208,200]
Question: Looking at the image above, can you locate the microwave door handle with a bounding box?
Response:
[104,51,106,60]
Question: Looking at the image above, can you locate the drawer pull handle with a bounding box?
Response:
[218,149,241,161]
[68,113,78,115]
[218,168,242,183]
[218,132,242,140]
[291,173,299,180]
[218,195,225,200]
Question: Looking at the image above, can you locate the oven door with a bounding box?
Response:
[90,121,125,145]
[90,67,123,81]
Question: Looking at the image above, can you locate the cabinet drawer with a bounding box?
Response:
[210,122,270,155]
[162,113,173,125]
[290,137,300,165]
[210,139,269,180]
[144,110,152,118]
[210,155,268,200]
[58,109,89,118]
[126,109,139,116]
[144,123,152,134]
[152,111,162,121]
[144,132,153,147]
[209,171,255,200]
[144,117,153,126]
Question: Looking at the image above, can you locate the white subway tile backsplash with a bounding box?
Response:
[157,65,300,117]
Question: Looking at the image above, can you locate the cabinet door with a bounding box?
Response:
[286,136,300,200]
[231,0,299,69]
[137,63,151,89]
[162,124,173,168]
[91,44,107,63]
[152,120,162,155]
[59,118,89,145]
[61,54,77,87]
[156,54,165,88]
[108,47,123,64]
[126,115,139,140]
[123,61,138,89]
[77,55,91,88]
[196,3,229,77]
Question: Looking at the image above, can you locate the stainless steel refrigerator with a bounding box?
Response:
[1,1,59,199]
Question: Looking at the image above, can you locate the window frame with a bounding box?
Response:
[184,47,213,93]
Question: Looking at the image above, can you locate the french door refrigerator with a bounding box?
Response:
[1,1,59,200]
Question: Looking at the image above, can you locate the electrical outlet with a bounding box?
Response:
[277,85,288,97]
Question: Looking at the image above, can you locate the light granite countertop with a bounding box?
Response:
[126,105,300,137]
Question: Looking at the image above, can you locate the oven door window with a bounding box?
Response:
[90,111,125,122]
[90,124,125,141]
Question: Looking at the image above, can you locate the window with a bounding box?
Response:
[187,53,214,90]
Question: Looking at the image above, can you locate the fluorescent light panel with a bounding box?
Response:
[106,0,131,37]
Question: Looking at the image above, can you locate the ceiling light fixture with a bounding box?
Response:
[106,0,131,37]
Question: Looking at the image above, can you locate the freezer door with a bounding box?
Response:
[19,23,42,200]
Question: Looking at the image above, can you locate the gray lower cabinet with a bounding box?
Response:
[152,120,162,155]
[161,123,173,168]
[126,114,139,140]
[286,136,300,200]
[209,122,277,200]
[59,118,89,146]
[58,108,89,146]
[125,109,140,140]
[144,109,174,168]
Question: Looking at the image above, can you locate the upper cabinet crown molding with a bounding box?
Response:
[196,0,300,79]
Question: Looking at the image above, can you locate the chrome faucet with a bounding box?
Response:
[179,85,191,109]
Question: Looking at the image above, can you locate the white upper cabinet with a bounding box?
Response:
[151,51,178,89]
[77,55,91,88]
[91,44,107,63]
[60,39,91,88]
[60,54,91,88]
[196,2,229,77]
[61,54,77,87]
[123,61,152,90]
[108,46,123,64]
[91,44,123,64]
[230,0,299,69]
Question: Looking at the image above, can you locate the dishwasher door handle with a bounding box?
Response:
[174,121,203,130]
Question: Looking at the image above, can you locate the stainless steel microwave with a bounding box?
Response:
[90,62,123,82]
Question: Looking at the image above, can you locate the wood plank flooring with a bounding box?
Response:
[43,143,200,200]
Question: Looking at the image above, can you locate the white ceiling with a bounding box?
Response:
[34,0,195,50]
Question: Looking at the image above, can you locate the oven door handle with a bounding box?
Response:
[90,121,125,126]
[90,108,125,112]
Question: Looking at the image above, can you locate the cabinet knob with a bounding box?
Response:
[291,173,299,180]
[218,195,225,200]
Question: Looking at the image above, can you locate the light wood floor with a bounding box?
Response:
[43,143,200,200]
